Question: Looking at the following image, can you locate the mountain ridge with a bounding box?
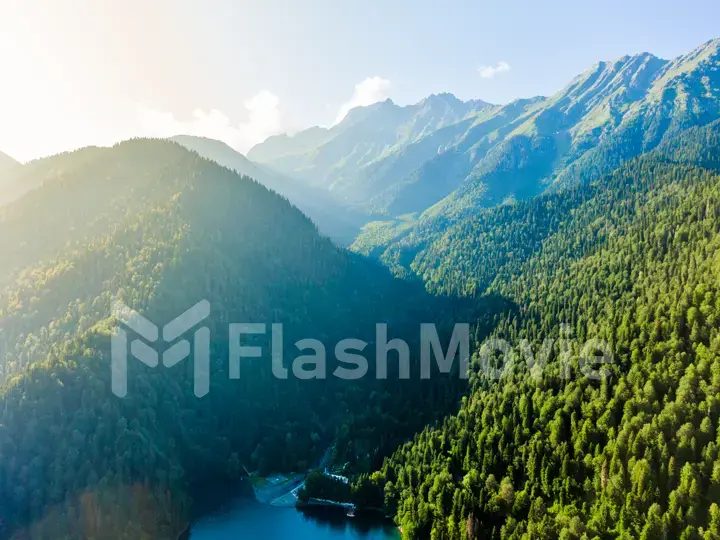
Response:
[169,134,367,244]
[346,37,720,254]
[249,38,718,231]
[247,93,496,212]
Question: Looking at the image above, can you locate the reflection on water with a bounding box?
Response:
[187,495,400,540]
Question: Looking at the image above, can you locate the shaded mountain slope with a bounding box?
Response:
[170,134,367,244]
[0,138,498,539]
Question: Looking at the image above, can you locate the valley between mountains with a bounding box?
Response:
[0,37,719,539]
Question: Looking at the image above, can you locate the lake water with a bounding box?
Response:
[187,495,401,540]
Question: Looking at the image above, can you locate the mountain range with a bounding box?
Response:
[6,38,715,249]
[248,93,496,214]
[1,36,720,540]
[247,38,720,252]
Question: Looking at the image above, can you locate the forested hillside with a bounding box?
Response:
[169,135,366,244]
[2,32,720,540]
[0,139,494,539]
[350,121,720,538]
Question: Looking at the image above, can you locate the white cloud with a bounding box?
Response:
[478,61,511,79]
[334,76,392,124]
[137,90,285,153]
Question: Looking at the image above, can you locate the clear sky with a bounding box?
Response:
[1,0,718,161]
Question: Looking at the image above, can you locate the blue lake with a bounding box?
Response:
[187,496,401,540]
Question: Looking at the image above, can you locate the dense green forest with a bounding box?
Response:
[0,140,494,539]
[3,123,720,538]
[0,39,719,540]
[349,121,720,538]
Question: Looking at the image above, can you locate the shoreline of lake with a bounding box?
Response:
[184,488,400,540]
